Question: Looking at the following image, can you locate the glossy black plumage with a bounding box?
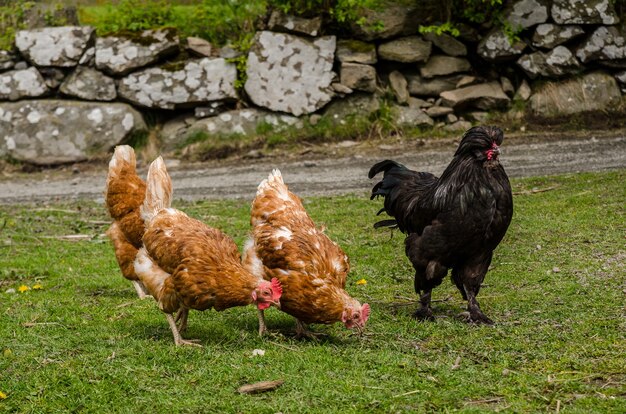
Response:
[369,126,513,324]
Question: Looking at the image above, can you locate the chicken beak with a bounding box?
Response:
[272,299,281,309]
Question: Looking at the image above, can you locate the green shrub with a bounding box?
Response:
[269,0,381,23]
[0,1,35,50]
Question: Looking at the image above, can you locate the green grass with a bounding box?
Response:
[1,170,625,412]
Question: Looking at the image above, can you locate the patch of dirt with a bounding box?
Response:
[0,130,625,204]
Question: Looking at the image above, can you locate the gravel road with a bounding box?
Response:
[1,132,624,204]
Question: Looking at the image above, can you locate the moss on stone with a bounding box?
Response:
[102,26,178,47]
[338,39,375,53]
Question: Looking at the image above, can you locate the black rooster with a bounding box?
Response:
[369,126,513,324]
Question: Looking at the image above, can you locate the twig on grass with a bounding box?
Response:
[237,379,284,394]
[22,322,63,328]
[30,208,80,214]
[41,234,94,241]
[513,185,559,196]
[393,389,423,398]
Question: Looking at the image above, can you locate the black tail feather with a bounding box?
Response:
[368,159,406,179]
[373,219,398,229]
[368,159,438,233]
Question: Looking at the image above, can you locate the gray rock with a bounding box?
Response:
[0,67,49,101]
[60,66,116,101]
[187,37,213,57]
[194,102,227,118]
[515,79,532,101]
[95,28,180,76]
[456,76,480,88]
[378,36,431,63]
[615,71,626,84]
[165,108,302,151]
[245,31,335,116]
[79,46,95,66]
[532,24,585,49]
[425,106,454,117]
[477,29,526,61]
[552,0,619,25]
[336,39,377,64]
[440,82,510,110]
[340,62,377,93]
[268,11,322,37]
[323,93,380,123]
[22,4,79,29]
[392,105,434,127]
[118,58,237,110]
[0,100,146,164]
[39,67,66,89]
[466,111,489,122]
[576,26,626,63]
[219,45,242,59]
[529,71,621,116]
[0,51,16,72]
[505,0,549,29]
[444,120,473,132]
[420,55,471,78]
[388,70,409,104]
[15,26,94,67]
[331,83,353,94]
[407,74,463,97]
[446,113,458,123]
[422,32,467,56]
[500,77,515,96]
[407,96,432,109]
[14,62,28,71]
[349,5,421,41]
[517,46,581,78]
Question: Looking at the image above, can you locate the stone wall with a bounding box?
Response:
[1,0,625,165]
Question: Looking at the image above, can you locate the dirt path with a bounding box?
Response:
[0,132,624,204]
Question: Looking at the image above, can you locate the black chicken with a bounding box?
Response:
[368,126,513,324]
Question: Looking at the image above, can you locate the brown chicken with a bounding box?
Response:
[104,145,149,299]
[133,157,282,346]
[244,169,370,338]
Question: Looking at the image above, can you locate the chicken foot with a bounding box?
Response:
[165,313,202,347]
[412,290,435,321]
[132,280,151,300]
[175,308,189,334]
[460,285,493,325]
[295,319,327,340]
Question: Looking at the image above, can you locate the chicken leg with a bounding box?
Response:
[132,280,150,300]
[462,286,494,325]
[295,319,327,340]
[413,290,435,321]
[165,314,201,347]
[257,309,267,337]
[175,308,189,334]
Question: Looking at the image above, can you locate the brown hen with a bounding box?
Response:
[133,157,282,346]
[104,145,149,299]
[244,169,370,338]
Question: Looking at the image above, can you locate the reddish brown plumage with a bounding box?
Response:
[141,210,261,314]
[245,169,369,331]
[105,145,146,283]
[133,157,282,344]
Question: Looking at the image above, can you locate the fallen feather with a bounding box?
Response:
[252,349,265,357]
